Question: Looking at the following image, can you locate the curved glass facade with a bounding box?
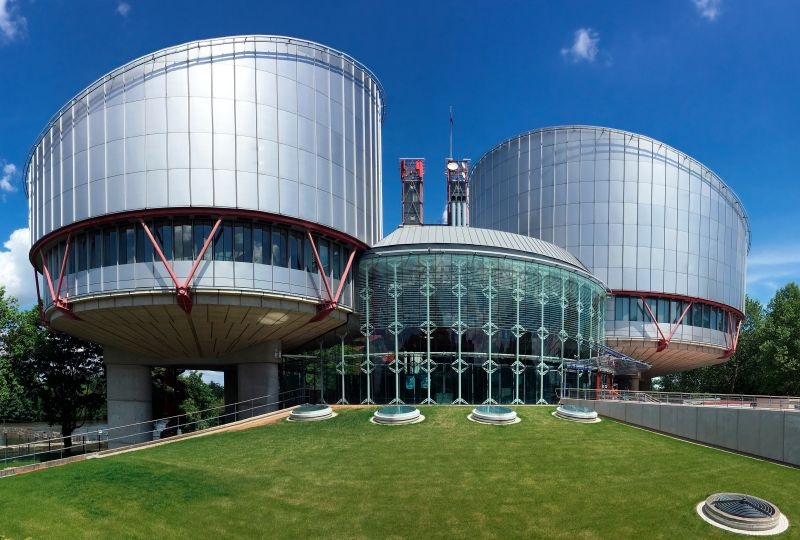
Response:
[39,217,355,309]
[343,249,605,405]
[27,35,384,250]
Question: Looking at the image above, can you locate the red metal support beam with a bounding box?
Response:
[613,290,745,355]
[305,230,334,303]
[139,220,181,289]
[139,218,221,314]
[36,234,78,320]
[305,230,359,323]
[33,267,46,325]
[183,218,222,288]
[718,314,743,360]
[658,301,693,352]
[639,296,668,346]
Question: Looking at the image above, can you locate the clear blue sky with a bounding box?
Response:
[1,0,797,310]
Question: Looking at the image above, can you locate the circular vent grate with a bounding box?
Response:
[698,493,788,535]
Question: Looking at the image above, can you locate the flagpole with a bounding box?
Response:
[449,106,453,160]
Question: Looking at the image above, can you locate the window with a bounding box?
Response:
[615,296,629,321]
[136,225,152,263]
[657,298,669,323]
[214,222,233,261]
[289,231,303,270]
[629,297,642,322]
[89,232,102,269]
[319,238,330,276]
[173,221,192,261]
[233,224,252,262]
[271,228,287,267]
[103,229,117,267]
[156,222,173,261]
[193,221,210,261]
[123,227,136,264]
[77,235,87,272]
[253,224,267,264]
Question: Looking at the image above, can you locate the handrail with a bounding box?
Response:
[1,387,310,470]
[559,388,800,410]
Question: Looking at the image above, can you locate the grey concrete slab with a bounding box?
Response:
[640,404,661,431]
[784,412,800,467]
[625,402,644,426]
[673,405,698,440]
[738,409,785,461]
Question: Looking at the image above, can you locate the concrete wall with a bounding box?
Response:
[564,398,800,467]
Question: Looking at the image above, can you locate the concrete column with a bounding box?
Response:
[237,363,280,418]
[231,340,281,419]
[106,361,153,448]
[629,375,640,392]
[223,368,238,423]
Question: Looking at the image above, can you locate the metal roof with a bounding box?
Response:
[372,226,592,274]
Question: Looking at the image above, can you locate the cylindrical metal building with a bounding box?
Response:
[26,35,384,440]
[470,126,750,378]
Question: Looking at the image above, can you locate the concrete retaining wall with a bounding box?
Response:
[563,398,800,467]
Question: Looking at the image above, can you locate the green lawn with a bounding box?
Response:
[0,407,797,539]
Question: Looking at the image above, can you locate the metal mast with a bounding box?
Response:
[400,158,424,226]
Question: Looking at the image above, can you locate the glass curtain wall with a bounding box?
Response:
[288,252,605,405]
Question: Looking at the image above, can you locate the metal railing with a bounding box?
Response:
[559,388,800,410]
[1,388,310,472]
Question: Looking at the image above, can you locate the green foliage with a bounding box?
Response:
[661,284,800,396]
[1,408,799,538]
[178,371,224,430]
[0,287,105,446]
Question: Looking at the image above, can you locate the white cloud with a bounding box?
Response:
[746,245,800,304]
[116,2,131,17]
[561,28,600,63]
[0,0,26,42]
[0,227,36,307]
[1,162,18,193]
[693,0,722,21]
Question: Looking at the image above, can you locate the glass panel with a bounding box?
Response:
[271,228,287,267]
[156,221,173,261]
[657,298,669,323]
[103,229,118,267]
[253,224,266,264]
[90,232,102,269]
[214,222,233,261]
[289,231,303,270]
[233,224,252,262]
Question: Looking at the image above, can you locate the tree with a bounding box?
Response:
[757,283,800,395]
[5,307,105,451]
[658,287,800,396]
[179,371,224,430]
[0,288,38,422]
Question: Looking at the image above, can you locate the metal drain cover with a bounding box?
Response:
[698,493,789,535]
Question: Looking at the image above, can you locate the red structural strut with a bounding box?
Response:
[306,231,357,322]
[718,314,743,360]
[139,218,222,314]
[33,267,46,325]
[36,231,78,320]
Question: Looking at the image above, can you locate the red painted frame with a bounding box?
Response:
[612,289,743,358]
[29,207,369,267]
[33,210,364,320]
[305,230,357,322]
[35,231,79,320]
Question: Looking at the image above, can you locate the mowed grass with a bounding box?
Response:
[1,407,798,539]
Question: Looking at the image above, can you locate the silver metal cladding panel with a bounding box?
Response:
[27,36,384,248]
[469,126,749,312]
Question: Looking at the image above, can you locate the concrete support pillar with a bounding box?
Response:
[223,368,238,423]
[237,363,280,418]
[231,340,281,419]
[106,360,153,448]
[629,375,640,392]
